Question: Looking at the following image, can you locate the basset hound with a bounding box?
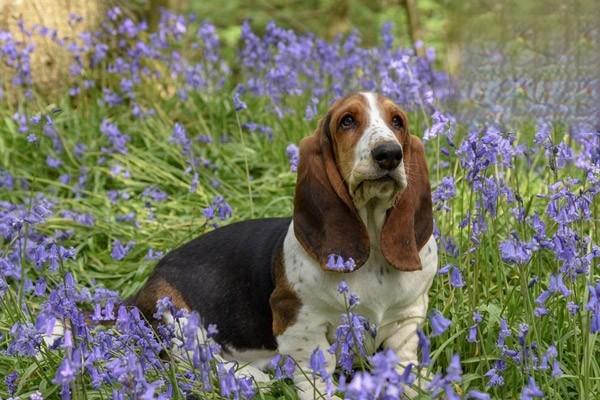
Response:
[131,91,437,398]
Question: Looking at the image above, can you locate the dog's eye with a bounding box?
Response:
[340,115,355,129]
[392,115,404,129]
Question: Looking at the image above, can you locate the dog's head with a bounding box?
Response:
[293,92,433,272]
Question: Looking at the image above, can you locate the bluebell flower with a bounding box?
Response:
[586,283,600,333]
[326,254,356,272]
[450,266,465,288]
[467,390,491,399]
[427,354,462,399]
[520,376,543,399]
[424,110,456,142]
[241,122,273,140]
[484,360,506,387]
[432,176,456,210]
[53,357,76,384]
[567,301,579,315]
[329,312,372,373]
[310,347,328,378]
[417,328,431,366]
[548,273,571,297]
[497,319,511,347]
[467,311,482,343]
[233,85,247,112]
[145,248,164,260]
[270,354,296,380]
[286,144,299,172]
[142,186,168,202]
[429,309,452,337]
[4,371,18,396]
[170,123,192,156]
[499,234,533,265]
[111,239,135,261]
[100,119,129,154]
[337,280,349,294]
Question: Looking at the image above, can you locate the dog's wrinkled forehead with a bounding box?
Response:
[325,92,406,146]
[359,92,400,146]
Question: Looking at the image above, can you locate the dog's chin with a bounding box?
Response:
[351,175,406,208]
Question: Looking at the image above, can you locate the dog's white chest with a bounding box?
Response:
[283,222,438,347]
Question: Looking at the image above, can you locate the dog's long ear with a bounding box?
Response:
[293,115,370,271]
[380,135,433,271]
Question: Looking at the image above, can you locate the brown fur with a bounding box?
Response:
[328,94,369,181]
[132,277,191,319]
[270,248,302,335]
[293,111,371,271]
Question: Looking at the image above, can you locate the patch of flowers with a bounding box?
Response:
[1,5,599,400]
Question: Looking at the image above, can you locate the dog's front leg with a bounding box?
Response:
[276,312,336,400]
[383,292,430,398]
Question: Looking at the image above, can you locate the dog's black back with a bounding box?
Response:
[132,217,291,351]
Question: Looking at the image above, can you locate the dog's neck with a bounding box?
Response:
[357,197,391,253]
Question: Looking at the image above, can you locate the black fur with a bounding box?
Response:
[139,217,291,351]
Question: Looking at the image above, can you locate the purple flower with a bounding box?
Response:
[497,319,511,347]
[46,156,62,169]
[233,85,247,111]
[467,390,491,400]
[586,283,600,333]
[499,235,533,265]
[450,266,465,288]
[326,254,356,272]
[5,371,18,396]
[429,309,452,337]
[432,176,456,210]
[270,354,296,380]
[142,186,168,202]
[8,322,41,356]
[202,196,233,221]
[53,356,76,385]
[145,248,164,260]
[484,360,506,387]
[424,110,456,142]
[417,328,431,366]
[30,391,43,400]
[111,239,135,261]
[286,144,299,172]
[520,376,543,399]
[241,122,273,140]
[170,123,192,156]
[100,119,129,154]
[310,347,329,378]
[337,280,349,294]
[329,311,373,373]
[427,354,462,398]
[467,311,482,343]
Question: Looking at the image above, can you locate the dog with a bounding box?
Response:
[130,92,437,398]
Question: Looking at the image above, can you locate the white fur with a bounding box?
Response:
[279,225,437,399]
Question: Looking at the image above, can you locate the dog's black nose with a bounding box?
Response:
[371,143,403,170]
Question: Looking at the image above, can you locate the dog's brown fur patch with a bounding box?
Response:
[132,277,190,319]
[270,249,302,336]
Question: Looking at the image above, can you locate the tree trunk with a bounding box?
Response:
[0,0,109,96]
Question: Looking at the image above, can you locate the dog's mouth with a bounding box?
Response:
[353,174,399,194]
[369,175,395,184]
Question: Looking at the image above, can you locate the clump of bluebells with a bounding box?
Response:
[1,4,600,400]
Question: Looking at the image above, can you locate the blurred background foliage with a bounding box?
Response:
[3,0,598,95]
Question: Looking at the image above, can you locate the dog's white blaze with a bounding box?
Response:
[356,91,400,158]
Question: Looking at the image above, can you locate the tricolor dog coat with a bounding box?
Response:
[131,92,438,398]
